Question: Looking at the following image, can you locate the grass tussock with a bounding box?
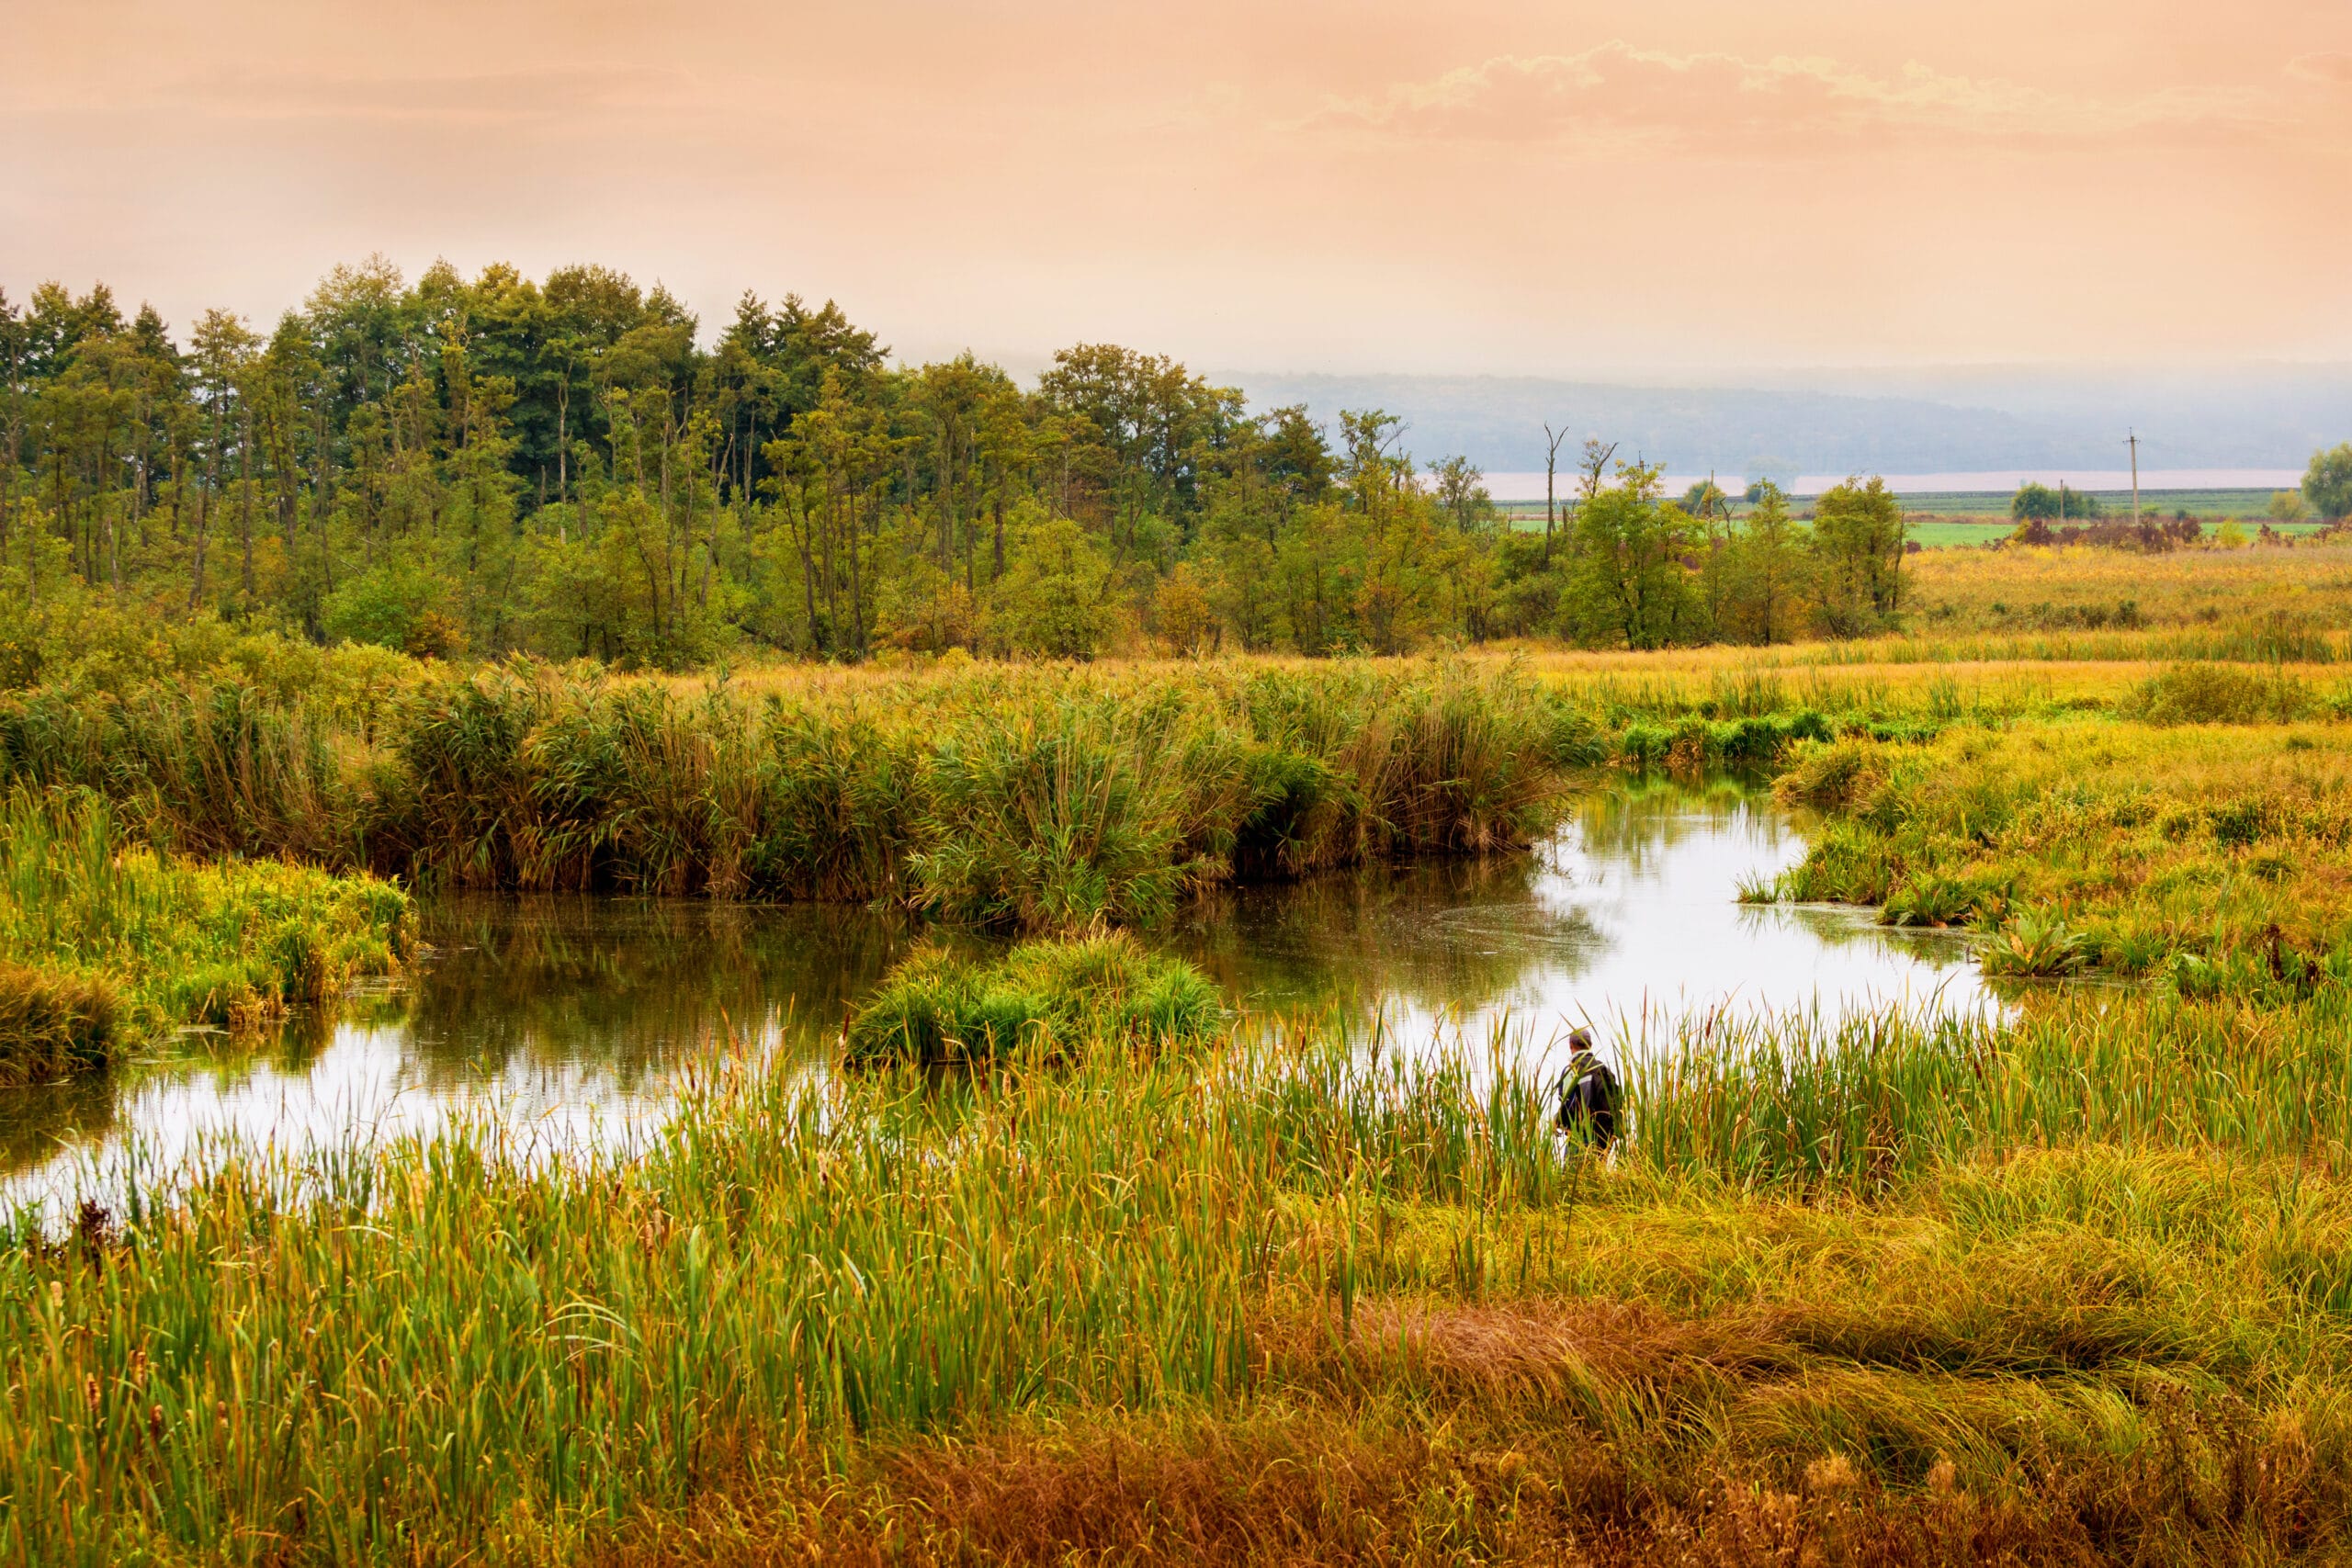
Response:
[0,788,412,1080]
[843,933,1225,1064]
[0,963,118,1085]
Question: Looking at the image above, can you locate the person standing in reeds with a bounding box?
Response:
[1555,1027,1623,1151]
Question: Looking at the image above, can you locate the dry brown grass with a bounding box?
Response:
[592,1292,2340,1567]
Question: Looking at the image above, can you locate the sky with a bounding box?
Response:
[6,0,2350,377]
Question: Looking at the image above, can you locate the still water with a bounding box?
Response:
[2,783,1998,1211]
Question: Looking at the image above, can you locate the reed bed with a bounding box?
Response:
[0,1031,1570,1564]
[8,997,2352,1564]
[1625,987,2352,1188]
[0,790,412,1083]
[1,660,1579,930]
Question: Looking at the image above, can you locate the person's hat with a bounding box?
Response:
[1567,1026,1595,1050]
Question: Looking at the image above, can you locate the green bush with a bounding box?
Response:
[322,559,451,654]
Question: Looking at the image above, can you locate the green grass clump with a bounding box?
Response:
[844,933,1225,1064]
[2122,661,2314,725]
[0,789,413,1080]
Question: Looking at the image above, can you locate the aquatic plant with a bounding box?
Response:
[843,933,1225,1063]
[1979,910,2088,977]
[1879,873,1985,929]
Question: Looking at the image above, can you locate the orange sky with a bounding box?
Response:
[6,0,2348,373]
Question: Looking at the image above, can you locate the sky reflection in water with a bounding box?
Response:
[1179,781,1997,1055]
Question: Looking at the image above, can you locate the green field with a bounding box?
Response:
[1502,490,2330,547]
[1894,488,2285,519]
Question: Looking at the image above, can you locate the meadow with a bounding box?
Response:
[5,536,2352,1562]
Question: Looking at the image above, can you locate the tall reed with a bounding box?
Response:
[2,660,1580,931]
[0,1029,1570,1563]
[1626,987,2352,1189]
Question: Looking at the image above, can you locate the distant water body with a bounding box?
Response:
[1482,468,2302,501]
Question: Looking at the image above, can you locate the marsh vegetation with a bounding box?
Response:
[3,437,2352,1558]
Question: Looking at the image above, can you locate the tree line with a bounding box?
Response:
[0,259,1911,667]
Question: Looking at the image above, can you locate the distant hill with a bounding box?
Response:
[1214,367,2352,477]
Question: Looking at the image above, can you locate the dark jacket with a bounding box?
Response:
[1556,1055,1622,1148]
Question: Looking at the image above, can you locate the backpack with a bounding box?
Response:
[1557,1055,1622,1145]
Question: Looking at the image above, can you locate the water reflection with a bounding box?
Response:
[0,781,1998,1210]
[1182,779,1993,1052]
[393,898,916,1089]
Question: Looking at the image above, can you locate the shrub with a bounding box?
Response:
[322,559,452,653]
[843,933,1225,1064]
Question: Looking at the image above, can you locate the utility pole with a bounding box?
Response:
[2126,429,2142,528]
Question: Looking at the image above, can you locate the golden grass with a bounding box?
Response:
[1908,536,2352,633]
[590,1144,2352,1567]
[1770,720,2352,980]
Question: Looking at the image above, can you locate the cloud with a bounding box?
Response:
[1295,42,2273,152]
[2288,52,2352,86]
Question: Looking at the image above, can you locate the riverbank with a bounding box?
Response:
[7,992,2350,1564]
[0,789,412,1084]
